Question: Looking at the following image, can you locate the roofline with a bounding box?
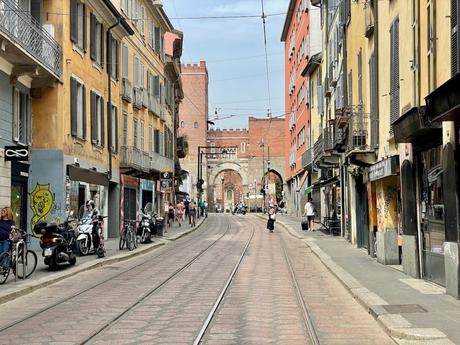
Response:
[301,53,322,77]
[159,7,175,31]
[101,0,134,35]
[280,0,296,42]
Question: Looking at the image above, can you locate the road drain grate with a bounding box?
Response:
[381,304,428,314]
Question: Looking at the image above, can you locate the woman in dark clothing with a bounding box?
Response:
[0,207,15,254]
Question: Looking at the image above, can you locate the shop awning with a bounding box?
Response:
[425,72,460,122]
[296,170,309,192]
[67,165,109,186]
[304,185,313,195]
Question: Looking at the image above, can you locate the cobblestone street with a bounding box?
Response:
[0,214,397,344]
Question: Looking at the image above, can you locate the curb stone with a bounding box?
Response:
[0,217,207,305]
[270,217,451,342]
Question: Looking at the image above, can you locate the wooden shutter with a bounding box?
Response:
[107,34,111,74]
[114,106,118,153]
[91,92,97,143]
[101,25,104,68]
[153,75,159,98]
[154,26,160,52]
[101,96,105,147]
[115,40,119,79]
[82,4,87,51]
[70,0,77,43]
[452,0,459,76]
[70,77,77,136]
[122,44,128,78]
[82,84,86,139]
[90,14,96,60]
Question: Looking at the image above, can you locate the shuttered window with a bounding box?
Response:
[148,126,153,153]
[109,103,118,153]
[70,0,86,51]
[108,34,119,80]
[133,118,138,149]
[369,53,379,149]
[133,55,139,86]
[452,0,459,76]
[70,77,86,139]
[90,91,104,147]
[154,129,160,153]
[390,18,400,134]
[122,44,129,79]
[154,26,160,52]
[358,48,363,112]
[90,14,104,66]
[140,121,145,151]
[122,112,128,146]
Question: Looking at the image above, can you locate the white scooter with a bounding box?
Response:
[138,202,154,244]
[76,205,96,256]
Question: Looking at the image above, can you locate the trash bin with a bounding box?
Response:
[154,217,165,236]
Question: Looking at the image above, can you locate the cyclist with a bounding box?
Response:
[0,207,14,254]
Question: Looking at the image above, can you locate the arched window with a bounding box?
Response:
[194,122,198,128]
[240,142,246,153]
[180,121,184,128]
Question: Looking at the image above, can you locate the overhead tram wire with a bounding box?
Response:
[260,0,272,119]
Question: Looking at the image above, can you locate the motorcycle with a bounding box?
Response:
[76,205,105,257]
[232,204,247,215]
[137,202,154,244]
[37,212,77,270]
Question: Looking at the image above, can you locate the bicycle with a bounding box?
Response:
[119,220,137,251]
[0,227,38,284]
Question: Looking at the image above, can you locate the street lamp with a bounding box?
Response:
[254,179,257,213]
[221,176,224,213]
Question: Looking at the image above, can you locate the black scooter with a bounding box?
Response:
[37,219,76,270]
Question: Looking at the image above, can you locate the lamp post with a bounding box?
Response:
[254,179,257,213]
[221,176,224,213]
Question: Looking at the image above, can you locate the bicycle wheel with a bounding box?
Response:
[14,250,38,279]
[126,229,135,251]
[119,235,125,250]
[0,252,11,284]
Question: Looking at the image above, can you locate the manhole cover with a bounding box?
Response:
[381,304,427,314]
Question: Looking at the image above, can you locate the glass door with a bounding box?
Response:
[420,146,445,286]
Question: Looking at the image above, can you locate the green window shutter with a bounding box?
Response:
[90,14,96,61]
[82,4,87,52]
[70,0,77,43]
[91,92,97,144]
[82,84,86,139]
[101,96,105,147]
[70,77,77,136]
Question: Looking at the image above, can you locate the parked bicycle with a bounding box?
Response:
[0,227,38,284]
[119,220,137,251]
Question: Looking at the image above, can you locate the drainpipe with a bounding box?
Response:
[107,18,121,181]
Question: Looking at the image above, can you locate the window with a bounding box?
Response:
[139,5,145,35]
[70,0,86,51]
[133,118,138,148]
[109,104,118,152]
[140,121,145,151]
[390,18,400,131]
[210,142,215,154]
[90,14,104,66]
[122,112,128,146]
[140,62,145,90]
[148,126,153,153]
[12,89,30,145]
[180,121,184,128]
[108,34,119,80]
[194,122,198,128]
[154,128,160,153]
[240,142,246,153]
[90,91,104,146]
[133,55,139,86]
[122,44,128,79]
[154,26,160,52]
[70,77,86,139]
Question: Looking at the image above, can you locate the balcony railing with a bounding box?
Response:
[0,0,61,77]
[364,3,375,38]
[302,147,313,168]
[122,78,132,103]
[121,146,174,174]
[323,126,334,152]
[148,95,161,117]
[313,133,323,159]
[347,109,372,152]
[133,87,143,109]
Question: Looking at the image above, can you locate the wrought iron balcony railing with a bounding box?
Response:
[0,0,61,77]
[364,2,375,38]
[347,109,372,152]
[148,95,161,117]
[313,133,323,159]
[302,147,313,169]
[121,146,174,174]
[133,87,143,109]
[323,126,334,152]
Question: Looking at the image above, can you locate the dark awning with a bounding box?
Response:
[391,106,441,151]
[425,72,460,122]
[67,165,109,186]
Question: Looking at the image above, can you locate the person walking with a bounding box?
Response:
[267,205,276,232]
[189,200,197,227]
[199,200,205,218]
[303,197,316,231]
[0,207,15,254]
[175,200,184,227]
[168,202,175,228]
[184,198,190,224]
[204,200,208,218]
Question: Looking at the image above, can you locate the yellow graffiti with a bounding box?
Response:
[30,183,54,237]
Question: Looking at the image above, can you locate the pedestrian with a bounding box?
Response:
[163,202,170,233]
[204,200,208,218]
[303,197,316,231]
[175,200,184,227]
[0,207,15,254]
[168,202,175,228]
[184,198,190,224]
[199,199,205,218]
[189,200,197,227]
[267,205,276,233]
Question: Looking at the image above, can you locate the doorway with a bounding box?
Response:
[11,179,27,231]
[123,187,137,222]
[356,175,369,249]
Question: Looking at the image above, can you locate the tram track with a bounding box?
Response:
[0,215,227,335]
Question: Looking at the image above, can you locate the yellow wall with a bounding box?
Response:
[375,176,399,232]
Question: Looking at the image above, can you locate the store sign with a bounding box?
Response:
[160,171,173,192]
[368,156,399,182]
[4,145,29,161]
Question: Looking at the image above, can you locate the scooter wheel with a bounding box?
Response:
[69,256,76,266]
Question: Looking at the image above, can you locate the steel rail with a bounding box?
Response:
[80,219,235,344]
[280,230,321,345]
[192,226,255,345]
[0,215,220,334]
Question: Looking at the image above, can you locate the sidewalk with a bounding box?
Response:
[0,216,206,304]
[275,214,460,345]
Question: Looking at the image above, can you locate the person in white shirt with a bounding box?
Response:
[303,197,315,231]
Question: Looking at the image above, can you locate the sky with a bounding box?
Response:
[163,0,287,129]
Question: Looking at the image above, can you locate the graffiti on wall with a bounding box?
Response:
[376,181,398,231]
[30,183,55,237]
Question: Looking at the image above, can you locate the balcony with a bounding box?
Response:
[133,87,143,109]
[120,146,174,176]
[364,2,375,38]
[329,62,337,87]
[313,133,323,159]
[0,0,62,84]
[346,110,377,166]
[323,126,334,152]
[301,147,313,169]
[122,78,132,103]
[148,95,161,117]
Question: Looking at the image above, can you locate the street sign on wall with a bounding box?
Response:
[4,145,29,161]
[160,171,173,192]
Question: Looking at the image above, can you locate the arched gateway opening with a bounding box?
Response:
[212,170,243,213]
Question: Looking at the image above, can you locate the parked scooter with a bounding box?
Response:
[76,203,105,257]
[37,212,77,270]
[138,202,154,244]
[232,203,247,215]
